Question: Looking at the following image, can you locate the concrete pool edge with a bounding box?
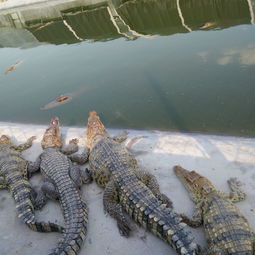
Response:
[0,121,255,255]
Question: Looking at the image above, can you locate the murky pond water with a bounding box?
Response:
[0,0,254,136]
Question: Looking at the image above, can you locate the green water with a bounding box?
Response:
[0,0,254,136]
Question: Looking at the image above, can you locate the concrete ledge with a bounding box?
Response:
[0,0,78,12]
[0,122,255,255]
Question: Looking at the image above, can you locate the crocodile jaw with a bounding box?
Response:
[41,117,62,149]
[86,111,108,149]
[173,165,215,203]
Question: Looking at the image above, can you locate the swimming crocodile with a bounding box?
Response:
[76,111,200,255]
[28,117,91,255]
[0,134,63,232]
[174,165,255,254]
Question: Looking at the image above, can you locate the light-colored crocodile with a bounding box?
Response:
[174,165,255,254]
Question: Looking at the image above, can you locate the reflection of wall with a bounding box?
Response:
[0,27,39,47]
[180,0,250,29]
[63,6,120,41]
[0,0,254,47]
[117,0,187,36]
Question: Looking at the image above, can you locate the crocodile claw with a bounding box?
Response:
[117,220,132,237]
[158,193,173,208]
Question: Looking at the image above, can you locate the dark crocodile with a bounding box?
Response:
[29,117,91,255]
[174,165,255,254]
[76,111,200,255]
[0,134,63,232]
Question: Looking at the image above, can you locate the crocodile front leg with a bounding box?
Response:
[179,203,203,228]
[60,138,79,155]
[227,177,246,202]
[27,156,41,178]
[69,165,92,188]
[112,131,128,143]
[68,149,89,165]
[103,180,132,237]
[12,136,36,151]
[134,169,173,208]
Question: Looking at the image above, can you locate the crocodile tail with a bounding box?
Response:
[48,221,87,255]
[11,176,35,223]
[11,177,63,233]
[49,197,88,255]
[160,206,200,255]
[27,221,63,233]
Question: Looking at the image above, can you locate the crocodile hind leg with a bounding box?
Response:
[42,181,59,200]
[89,168,110,188]
[31,181,54,210]
[31,181,59,209]
[12,136,36,151]
[69,165,92,188]
[103,180,132,237]
[227,177,246,202]
[204,245,226,255]
[179,203,203,228]
[30,187,47,210]
[60,138,79,155]
[34,181,59,209]
[0,176,7,189]
[134,169,173,208]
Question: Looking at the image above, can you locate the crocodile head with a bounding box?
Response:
[86,111,108,149]
[174,165,216,203]
[41,117,62,149]
[0,135,13,145]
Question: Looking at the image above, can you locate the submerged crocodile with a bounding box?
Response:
[29,117,91,255]
[77,111,200,255]
[0,135,63,232]
[174,165,255,254]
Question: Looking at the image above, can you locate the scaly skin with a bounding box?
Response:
[174,165,255,254]
[83,111,200,255]
[0,135,63,232]
[29,117,91,255]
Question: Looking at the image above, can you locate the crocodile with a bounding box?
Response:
[28,117,91,255]
[77,111,200,255]
[0,134,63,232]
[174,165,255,254]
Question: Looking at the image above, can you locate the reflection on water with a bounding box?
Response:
[0,0,254,47]
[217,44,255,66]
[0,0,254,136]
